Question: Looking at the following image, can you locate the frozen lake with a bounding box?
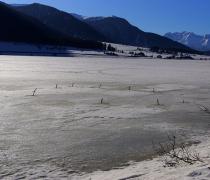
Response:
[0,56,210,179]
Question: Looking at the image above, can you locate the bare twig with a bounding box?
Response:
[157,98,160,105]
[119,173,145,180]
[32,88,38,96]
[100,98,104,104]
[153,135,203,167]
[199,105,210,114]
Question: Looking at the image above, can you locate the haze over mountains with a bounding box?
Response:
[165,32,210,51]
[12,3,195,52]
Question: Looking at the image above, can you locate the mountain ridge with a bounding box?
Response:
[0,2,104,49]
[10,2,199,53]
[13,3,107,42]
[84,16,195,51]
[165,32,210,51]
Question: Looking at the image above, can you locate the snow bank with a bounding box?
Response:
[76,136,210,180]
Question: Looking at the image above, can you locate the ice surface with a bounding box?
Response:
[0,56,210,179]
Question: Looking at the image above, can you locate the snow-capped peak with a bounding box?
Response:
[165,31,210,51]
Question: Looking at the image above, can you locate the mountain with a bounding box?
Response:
[165,32,210,51]
[12,2,197,53]
[13,3,107,42]
[0,2,103,49]
[84,16,196,52]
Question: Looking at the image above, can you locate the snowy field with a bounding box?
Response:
[0,56,210,179]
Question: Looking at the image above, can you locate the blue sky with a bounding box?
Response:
[2,0,210,35]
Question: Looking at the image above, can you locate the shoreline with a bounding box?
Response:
[75,135,210,180]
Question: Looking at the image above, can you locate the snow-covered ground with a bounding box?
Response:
[78,135,210,180]
[0,56,210,179]
[0,42,105,56]
[1,41,210,60]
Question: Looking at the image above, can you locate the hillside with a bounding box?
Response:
[85,16,197,52]
[12,3,197,53]
[13,3,107,42]
[0,2,104,49]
